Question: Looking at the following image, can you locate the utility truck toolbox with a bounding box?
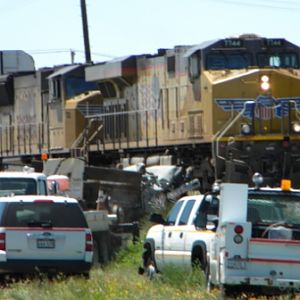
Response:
[0,195,92,276]
[207,176,300,297]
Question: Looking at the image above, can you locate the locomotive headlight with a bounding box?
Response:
[260,75,270,91]
[292,122,300,133]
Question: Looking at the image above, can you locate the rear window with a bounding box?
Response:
[0,178,37,196]
[1,202,88,228]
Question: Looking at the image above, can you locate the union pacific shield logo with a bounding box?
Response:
[215,96,300,119]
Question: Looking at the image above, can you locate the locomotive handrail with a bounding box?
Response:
[212,100,255,178]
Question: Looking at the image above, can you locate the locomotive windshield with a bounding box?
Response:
[206,53,252,70]
[203,37,300,70]
[257,53,298,68]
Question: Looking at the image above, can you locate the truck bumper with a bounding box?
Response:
[0,260,92,275]
[223,275,300,289]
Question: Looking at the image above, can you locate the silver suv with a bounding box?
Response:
[0,195,93,277]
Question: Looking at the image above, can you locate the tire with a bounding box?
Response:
[220,284,234,299]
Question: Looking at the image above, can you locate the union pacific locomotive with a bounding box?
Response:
[1,34,300,191]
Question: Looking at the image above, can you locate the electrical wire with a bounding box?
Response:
[209,0,300,11]
[26,49,117,59]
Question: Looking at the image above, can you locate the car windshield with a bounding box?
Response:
[248,192,300,226]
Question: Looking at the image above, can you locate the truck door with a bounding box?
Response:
[154,200,183,266]
[183,195,219,266]
[162,199,196,266]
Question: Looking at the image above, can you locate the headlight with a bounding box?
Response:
[292,122,300,133]
[260,75,270,91]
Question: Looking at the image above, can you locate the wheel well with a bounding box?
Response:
[191,244,206,269]
[143,240,157,269]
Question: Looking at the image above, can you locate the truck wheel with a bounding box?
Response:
[220,284,233,299]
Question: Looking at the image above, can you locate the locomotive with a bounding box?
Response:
[1,34,300,191]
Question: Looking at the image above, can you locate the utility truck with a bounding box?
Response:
[141,172,300,297]
[207,175,300,297]
[0,166,139,265]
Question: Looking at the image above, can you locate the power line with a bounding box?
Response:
[26,49,116,59]
[210,0,300,11]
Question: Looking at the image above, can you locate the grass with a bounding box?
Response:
[0,219,299,300]
[0,240,216,300]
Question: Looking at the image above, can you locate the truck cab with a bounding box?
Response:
[0,167,48,196]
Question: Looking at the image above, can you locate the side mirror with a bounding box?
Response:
[149,213,165,224]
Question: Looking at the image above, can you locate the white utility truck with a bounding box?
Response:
[207,177,300,297]
[0,166,138,265]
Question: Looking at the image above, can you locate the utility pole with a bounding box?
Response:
[80,0,92,63]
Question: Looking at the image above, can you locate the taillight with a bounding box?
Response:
[233,225,244,244]
[85,232,93,252]
[234,225,244,234]
[0,233,6,251]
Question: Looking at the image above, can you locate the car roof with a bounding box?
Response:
[0,195,78,204]
[0,172,46,180]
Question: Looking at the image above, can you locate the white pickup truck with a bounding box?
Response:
[140,192,219,275]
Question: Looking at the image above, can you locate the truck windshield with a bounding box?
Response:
[0,178,36,196]
[248,193,300,226]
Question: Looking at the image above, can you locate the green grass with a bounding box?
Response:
[0,240,216,300]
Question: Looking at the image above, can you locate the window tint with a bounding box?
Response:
[166,201,184,225]
[178,200,195,225]
[2,202,88,228]
[257,53,298,68]
[206,53,251,70]
[0,178,37,196]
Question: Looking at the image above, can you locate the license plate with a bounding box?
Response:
[37,239,55,249]
[226,258,246,270]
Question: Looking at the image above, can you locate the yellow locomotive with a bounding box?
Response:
[83,34,300,190]
[1,34,300,191]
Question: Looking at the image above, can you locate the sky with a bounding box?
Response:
[1,0,300,69]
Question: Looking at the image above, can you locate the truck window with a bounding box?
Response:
[178,199,195,225]
[0,178,37,196]
[248,193,300,225]
[166,201,184,225]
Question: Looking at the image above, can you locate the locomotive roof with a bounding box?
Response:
[184,39,219,57]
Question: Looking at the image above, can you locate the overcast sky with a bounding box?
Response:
[1,0,300,69]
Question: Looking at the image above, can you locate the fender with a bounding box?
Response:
[142,238,158,272]
[143,238,155,253]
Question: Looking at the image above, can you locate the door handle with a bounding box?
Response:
[180,232,183,238]
[168,232,172,238]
